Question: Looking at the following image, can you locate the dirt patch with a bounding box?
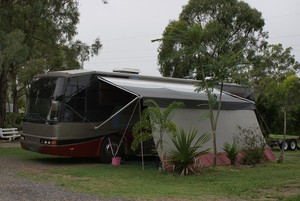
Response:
[257,184,300,200]
[0,143,120,201]
[0,139,21,148]
[281,184,300,196]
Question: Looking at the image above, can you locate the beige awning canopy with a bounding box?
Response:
[102,76,255,110]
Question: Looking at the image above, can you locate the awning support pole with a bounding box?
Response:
[94,96,141,130]
[138,100,145,170]
[114,99,139,157]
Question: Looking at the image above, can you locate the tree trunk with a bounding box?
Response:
[212,82,224,166]
[206,89,217,167]
[0,73,8,127]
[10,71,19,113]
[212,129,217,166]
[278,109,286,163]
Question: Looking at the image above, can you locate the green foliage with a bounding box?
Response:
[253,44,300,135]
[252,44,300,87]
[0,1,81,127]
[156,0,267,80]
[236,126,266,166]
[280,75,300,104]
[131,100,184,162]
[168,128,211,176]
[131,109,153,151]
[256,75,300,135]
[71,37,103,68]
[154,0,267,167]
[242,147,265,166]
[4,113,24,130]
[223,141,241,165]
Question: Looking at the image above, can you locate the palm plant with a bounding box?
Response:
[168,128,211,176]
[131,99,184,170]
[223,141,241,165]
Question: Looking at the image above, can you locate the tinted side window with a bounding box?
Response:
[85,81,113,121]
[63,75,91,122]
[62,75,137,123]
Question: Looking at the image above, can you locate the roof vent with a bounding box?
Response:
[113,68,140,74]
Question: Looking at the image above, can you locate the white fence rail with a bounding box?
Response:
[0,128,20,142]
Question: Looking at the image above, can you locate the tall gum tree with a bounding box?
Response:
[72,37,103,69]
[154,0,267,166]
[0,1,80,127]
[263,75,300,163]
[253,44,300,135]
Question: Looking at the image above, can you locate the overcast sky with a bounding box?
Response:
[76,0,300,76]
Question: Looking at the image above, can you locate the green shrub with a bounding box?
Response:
[168,128,211,176]
[131,100,184,171]
[236,126,266,166]
[223,141,241,165]
[4,113,24,129]
[241,147,265,165]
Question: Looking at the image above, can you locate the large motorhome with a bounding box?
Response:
[21,69,259,163]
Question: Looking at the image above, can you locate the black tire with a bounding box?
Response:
[288,139,297,151]
[100,135,124,164]
[279,140,288,151]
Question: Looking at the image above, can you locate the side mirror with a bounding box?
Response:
[51,101,59,112]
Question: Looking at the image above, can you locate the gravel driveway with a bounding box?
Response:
[0,140,123,201]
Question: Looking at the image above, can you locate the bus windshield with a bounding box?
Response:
[24,77,65,124]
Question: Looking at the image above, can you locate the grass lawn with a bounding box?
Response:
[0,147,300,201]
